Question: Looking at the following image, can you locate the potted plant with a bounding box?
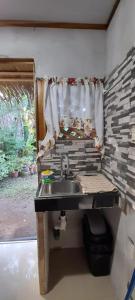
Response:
[7,156,22,178]
[11,170,19,178]
[18,157,30,176]
[29,163,37,175]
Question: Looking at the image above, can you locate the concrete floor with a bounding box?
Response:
[0,240,117,300]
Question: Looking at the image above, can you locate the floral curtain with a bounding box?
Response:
[38,77,104,157]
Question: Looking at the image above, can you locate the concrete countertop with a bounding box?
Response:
[77,174,117,194]
[35,174,119,212]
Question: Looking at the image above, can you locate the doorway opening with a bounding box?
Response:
[0,59,37,242]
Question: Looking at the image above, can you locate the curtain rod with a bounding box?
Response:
[36,77,105,82]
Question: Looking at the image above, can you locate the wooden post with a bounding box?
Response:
[36,78,48,294]
[36,78,46,142]
[36,212,49,295]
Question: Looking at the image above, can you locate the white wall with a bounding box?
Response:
[111,212,135,300]
[105,1,135,299]
[106,0,135,75]
[104,208,135,300]
[0,27,106,77]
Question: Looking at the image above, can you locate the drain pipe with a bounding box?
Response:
[53,211,67,240]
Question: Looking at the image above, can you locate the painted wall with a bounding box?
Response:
[0,27,106,77]
[106,0,135,75]
[104,208,135,300]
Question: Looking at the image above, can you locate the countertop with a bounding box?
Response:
[76,174,117,194]
[35,174,119,212]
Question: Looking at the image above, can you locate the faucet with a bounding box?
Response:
[60,154,69,179]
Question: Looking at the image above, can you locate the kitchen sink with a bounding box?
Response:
[35,177,119,212]
[38,179,82,197]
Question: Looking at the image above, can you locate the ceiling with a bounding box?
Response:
[0,0,116,24]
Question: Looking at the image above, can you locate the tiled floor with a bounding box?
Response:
[0,241,116,300]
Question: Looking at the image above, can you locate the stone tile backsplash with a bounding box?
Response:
[102,47,135,206]
[39,140,101,176]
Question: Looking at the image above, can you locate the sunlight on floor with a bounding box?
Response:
[0,240,117,300]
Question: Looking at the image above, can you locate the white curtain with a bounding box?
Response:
[38,77,104,156]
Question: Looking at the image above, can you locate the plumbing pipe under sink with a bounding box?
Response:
[53,211,67,240]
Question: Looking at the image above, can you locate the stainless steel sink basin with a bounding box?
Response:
[39,180,82,197]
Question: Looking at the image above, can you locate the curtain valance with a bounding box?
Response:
[38,77,104,157]
[47,77,103,85]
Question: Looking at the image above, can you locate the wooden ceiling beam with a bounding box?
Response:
[107,0,121,27]
[0,78,34,82]
[0,1,121,31]
[0,58,34,63]
[0,71,33,76]
[0,20,107,30]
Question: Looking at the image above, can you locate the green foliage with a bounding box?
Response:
[6,156,22,173]
[22,132,36,156]
[0,151,9,180]
[0,96,36,180]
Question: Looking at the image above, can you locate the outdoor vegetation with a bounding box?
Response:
[0,94,37,181]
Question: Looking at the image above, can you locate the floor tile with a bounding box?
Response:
[0,241,116,300]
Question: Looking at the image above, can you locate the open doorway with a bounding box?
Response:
[0,59,37,242]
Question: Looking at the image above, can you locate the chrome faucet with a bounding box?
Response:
[60,154,69,178]
[65,154,69,177]
[60,155,65,178]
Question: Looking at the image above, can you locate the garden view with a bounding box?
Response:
[0,94,36,180]
[0,87,37,241]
